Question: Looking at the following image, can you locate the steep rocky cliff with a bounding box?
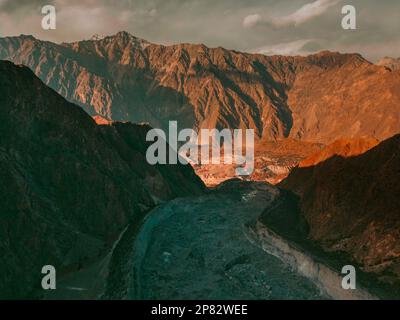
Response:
[0,60,204,298]
[280,135,400,283]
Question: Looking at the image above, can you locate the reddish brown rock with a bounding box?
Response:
[377,57,400,71]
[1,33,399,144]
[92,114,113,125]
[299,137,379,168]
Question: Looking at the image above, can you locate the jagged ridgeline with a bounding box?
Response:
[0,32,399,144]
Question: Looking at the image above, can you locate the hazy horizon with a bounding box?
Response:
[0,0,399,62]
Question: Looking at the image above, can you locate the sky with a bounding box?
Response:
[0,0,399,61]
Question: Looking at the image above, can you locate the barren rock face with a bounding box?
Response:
[377,57,400,71]
[0,61,204,298]
[298,137,379,168]
[1,33,399,144]
[281,135,400,282]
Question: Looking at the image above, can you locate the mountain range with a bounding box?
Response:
[0,31,399,145]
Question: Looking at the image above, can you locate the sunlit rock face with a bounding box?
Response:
[1,33,399,145]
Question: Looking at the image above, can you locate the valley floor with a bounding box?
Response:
[46,180,382,300]
[122,181,324,300]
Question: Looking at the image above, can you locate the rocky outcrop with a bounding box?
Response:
[280,135,400,284]
[298,137,379,168]
[92,115,113,125]
[250,139,324,184]
[0,60,204,299]
[249,221,376,300]
[194,139,323,186]
[0,33,399,144]
[377,57,400,71]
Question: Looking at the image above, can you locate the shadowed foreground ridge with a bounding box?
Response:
[280,135,400,285]
[0,60,204,299]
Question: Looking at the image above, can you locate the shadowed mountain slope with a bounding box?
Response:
[280,135,400,282]
[0,60,204,298]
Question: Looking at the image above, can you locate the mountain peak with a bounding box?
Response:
[112,31,142,42]
[90,34,106,41]
[117,30,132,36]
[106,31,151,49]
[82,31,152,50]
[18,34,36,40]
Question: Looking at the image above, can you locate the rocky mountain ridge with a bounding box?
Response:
[1,32,399,145]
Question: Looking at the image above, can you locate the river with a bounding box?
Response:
[126,181,325,299]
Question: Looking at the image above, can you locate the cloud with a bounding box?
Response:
[0,0,52,12]
[242,0,342,29]
[243,14,262,28]
[252,39,317,56]
[0,0,399,62]
[277,0,341,27]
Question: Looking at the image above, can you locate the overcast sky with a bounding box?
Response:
[0,0,399,61]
